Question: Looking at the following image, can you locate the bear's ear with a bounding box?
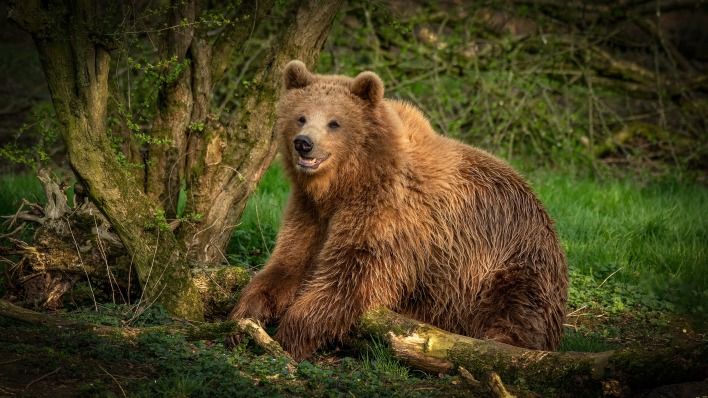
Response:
[351,71,384,104]
[283,60,314,90]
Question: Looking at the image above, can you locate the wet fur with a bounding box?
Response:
[229,61,568,360]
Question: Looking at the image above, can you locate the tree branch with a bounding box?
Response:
[210,0,276,85]
[183,0,343,263]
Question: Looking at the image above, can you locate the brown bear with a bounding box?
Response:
[229,60,568,360]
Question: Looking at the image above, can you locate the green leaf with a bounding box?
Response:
[176,182,187,219]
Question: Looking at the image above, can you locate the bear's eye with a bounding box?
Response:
[297,116,306,125]
[328,120,340,130]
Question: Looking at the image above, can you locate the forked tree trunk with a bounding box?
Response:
[8,0,342,319]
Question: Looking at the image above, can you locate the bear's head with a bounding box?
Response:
[276,60,399,199]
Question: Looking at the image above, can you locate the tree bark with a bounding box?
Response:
[8,0,342,318]
[9,0,203,319]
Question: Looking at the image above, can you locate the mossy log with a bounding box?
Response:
[359,308,707,396]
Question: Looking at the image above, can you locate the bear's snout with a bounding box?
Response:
[293,135,314,156]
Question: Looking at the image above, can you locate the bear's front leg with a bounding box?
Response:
[229,199,321,325]
[229,268,302,324]
[274,292,336,361]
[274,243,407,361]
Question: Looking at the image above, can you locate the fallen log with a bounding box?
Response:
[359,308,707,396]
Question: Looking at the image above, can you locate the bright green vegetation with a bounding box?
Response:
[362,338,411,380]
[227,161,290,269]
[530,169,708,318]
[558,330,616,353]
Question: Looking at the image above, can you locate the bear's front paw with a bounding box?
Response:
[275,322,320,361]
[228,291,273,325]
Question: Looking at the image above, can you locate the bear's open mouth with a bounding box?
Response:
[297,155,329,170]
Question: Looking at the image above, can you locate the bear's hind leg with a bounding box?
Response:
[472,267,564,351]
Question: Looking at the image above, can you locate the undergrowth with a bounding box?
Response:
[317,2,706,174]
[0,313,465,397]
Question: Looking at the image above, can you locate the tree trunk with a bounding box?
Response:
[179,0,342,264]
[8,0,342,318]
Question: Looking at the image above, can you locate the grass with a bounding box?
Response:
[0,172,44,220]
[0,312,467,397]
[362,338,410,380]
[528,169,708,318]
[227,160,290,269]
[558,330,616,353]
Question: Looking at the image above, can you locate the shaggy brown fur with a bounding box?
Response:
[229,61,568,360]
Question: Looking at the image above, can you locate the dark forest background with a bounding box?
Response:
[0,1,706,397]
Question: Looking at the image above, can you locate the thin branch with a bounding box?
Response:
[25,367,61,390]
[210,0,276,84]
[98,364,127,398]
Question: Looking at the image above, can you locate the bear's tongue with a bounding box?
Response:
[299,157,319,167]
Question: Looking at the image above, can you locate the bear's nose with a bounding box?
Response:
[293,135,313,155]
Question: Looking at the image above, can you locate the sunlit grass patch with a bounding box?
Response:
[362,338,410,380]
[559,330,616,353]
[529,169,708,317]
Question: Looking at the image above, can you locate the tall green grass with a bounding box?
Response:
[230,162,708,317]
[529,169,708,317]
[226,161,290,269]
[0,173,44,219]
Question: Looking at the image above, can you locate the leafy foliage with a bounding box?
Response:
[318,2,706,173]
[0,102,60,169]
